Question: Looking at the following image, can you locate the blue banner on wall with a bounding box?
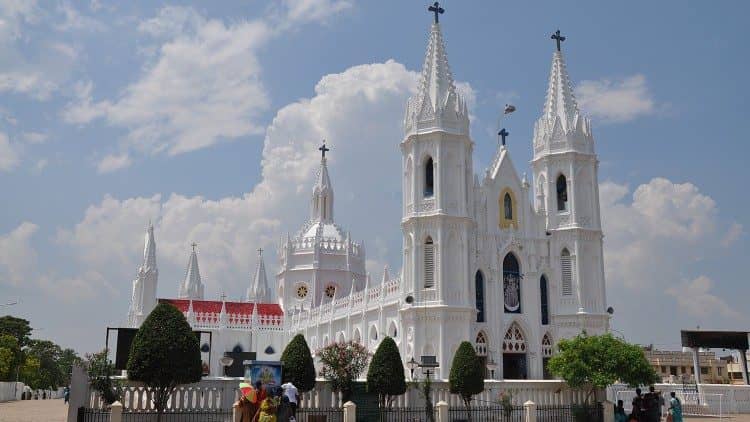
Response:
[244,360,283,388]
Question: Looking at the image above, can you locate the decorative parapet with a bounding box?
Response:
[185,311,284,332]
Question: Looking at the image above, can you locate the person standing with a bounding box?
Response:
[281,381,299,418]
[614,400,627,422]
[631,388,645,421]
[668,392,683,422]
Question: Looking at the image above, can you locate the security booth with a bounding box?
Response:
[681,330,750,385]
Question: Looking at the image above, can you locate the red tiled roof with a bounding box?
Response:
[159,298,283,316]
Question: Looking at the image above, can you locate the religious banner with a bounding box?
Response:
[244,360,283,389]
[504,272,521,313]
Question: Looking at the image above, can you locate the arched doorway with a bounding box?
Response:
[542,333,553,379]
[502,322,527,379]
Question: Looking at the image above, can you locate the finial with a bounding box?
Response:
[220,291,227,302]
[428,2,444,24]
[258,247,263,257]
[318,141,329,159]
[191,242,197,252]
[498,128,509,146]
[551,29,566,52]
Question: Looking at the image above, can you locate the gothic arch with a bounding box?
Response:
[541,333,553,357]
[502,322,527,354]
[475,270,486,323]
[322,335,329,347]
[369,325,379,342]
[499,187,519,229]
[337,332,346,344]
[352,328,362,345]
[423,155,434,198]
[540,274,550,325]
[475,331,488,356]
[503,252,522,313]
[388,321,398,339]
[556,173,568,212]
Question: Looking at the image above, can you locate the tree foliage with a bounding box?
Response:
[449,341,485,410]
[0,316,32,348]
[0,334,20,380]
[85,349,122,405]
[366,336,406,407]
[19,355,41,389]
[127,303,202,418]
[318,341,370,402]
[25,340,65,389]
[547,333,659,402]
[280,334,316,393]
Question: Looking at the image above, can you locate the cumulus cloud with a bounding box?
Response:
[97,153,132,173]
[600,177,745,331]
[0,222,39,285]
[55,1,106,32]
[58,60,442,300]
[576,74,655,123]
[281,0,352,26]
[0,132,21,171]
[666,276,743,320]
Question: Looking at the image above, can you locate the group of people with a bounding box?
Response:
[614,386,683,422]
[236,380,299,422]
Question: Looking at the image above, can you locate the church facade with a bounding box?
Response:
[127,11,609,381]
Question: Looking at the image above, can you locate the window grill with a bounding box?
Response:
[424,238,435,288]
[561,249,573,296]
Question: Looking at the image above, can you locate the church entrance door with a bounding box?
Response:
[503,353,527,379]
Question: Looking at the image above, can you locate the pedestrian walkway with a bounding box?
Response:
[0,399,67,422]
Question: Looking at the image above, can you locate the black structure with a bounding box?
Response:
[499,128,509,146]
[680,329,750,385]
[551,29,566,51]
[428,2,444,24]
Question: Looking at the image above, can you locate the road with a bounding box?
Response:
[0,399,67,422]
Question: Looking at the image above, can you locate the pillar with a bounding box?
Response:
[602,400,614,422]
[110,401,123,422]
[740,349,749,385]
[232,401,242,422]
[523,400,537,422]
[691,347,701,384]
[343,401,356,422]
[436,400,449,422]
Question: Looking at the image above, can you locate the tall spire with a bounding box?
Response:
[310,142,334,223]
[404,5,468,137]
[142,222,157,272]
[542,48,580,132]
[178,243,204,300]
[247,248,271,303]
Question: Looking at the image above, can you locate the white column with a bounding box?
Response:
[110,401,123,422]
[740,349,749,385]
[524,400,537,422]
[436,400,449,422]
[343,401,356,422]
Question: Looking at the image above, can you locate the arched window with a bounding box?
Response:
[424,236,435,288]
[475,271,485,322]
[542,333,553,379]
[369,325,378,342]
[504,193,513,220]
[475,331,488,356]
[503,253,521,313]
[352,329,362,345]
[556,174,568,211]
[388,321,398,339]
[424,157,434,197]
[540,275,549,325]
[561,249,573,296]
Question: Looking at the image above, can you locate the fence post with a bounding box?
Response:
[110,401,123,422]
[524,400,536,422]
[602,400,614,422]
[343,401,356,422]
[436,400,448,422]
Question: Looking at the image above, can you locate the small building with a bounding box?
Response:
[644,348,729,384]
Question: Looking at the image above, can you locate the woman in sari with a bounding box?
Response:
[668,392,683,422]
[255,387,281,422]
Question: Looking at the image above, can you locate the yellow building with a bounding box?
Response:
[644,348,730,384]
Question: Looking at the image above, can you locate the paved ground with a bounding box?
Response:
[2,399,750,422]
[0,399,68,422]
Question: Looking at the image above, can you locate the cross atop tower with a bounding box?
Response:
[257,247,263,256]
[191,242,197,252]
[318,141,329,159]
[428,2,444,24]
[551,29,566,52]
[498,128,509,146]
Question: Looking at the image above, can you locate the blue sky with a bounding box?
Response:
[0,0,748,354]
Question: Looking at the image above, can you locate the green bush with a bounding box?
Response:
[280,334,316,393]
[449,341,484,410]
[127,303,201,420]
[366,336,406,407]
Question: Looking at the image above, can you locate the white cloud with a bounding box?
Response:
[576,74,655,123]
[97,153,132,173]
[721,222,743,247]
[0,132,20,171]
[55,1,106,32]
[666,276,743,320]
[0,72,58,100]
[58,60,441,301]
[0,222,38,285]
[62,80,109,124]
[34,158,48,171]
[281,0,352,25]
[37,271,117,303]
[22,131,47,144]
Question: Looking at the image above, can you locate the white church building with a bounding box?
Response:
[127,10,609,381]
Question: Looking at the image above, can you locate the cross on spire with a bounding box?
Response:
[191,242,197,252]
[498,128,509,146]
[428,2,444,24]
[551,29,566,52]
[318,141,329,159]
[257,247,263,256]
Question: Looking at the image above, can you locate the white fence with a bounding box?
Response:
[0,382,24,402]
[608,383,750,415]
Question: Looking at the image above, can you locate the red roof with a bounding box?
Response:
[159,298,283,316]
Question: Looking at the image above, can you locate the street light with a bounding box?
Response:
[219,356,234,377]
[406,357,419,380]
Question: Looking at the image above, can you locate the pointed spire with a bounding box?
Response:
[142,222,157,272]
[179,243,204,300]
[310,141,334,223]
[247,248,271,303]
[381,265,390,284]
[404,11,469,136]
[542,49,580,131]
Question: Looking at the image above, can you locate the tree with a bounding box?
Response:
[547,333,659,403]
[0,334,20,381]
[0,316,32,348]
[366,337,406,408]
[449,341,484,413]
[85,350,122,405]
[280,334,316,393]
[58,348,83,385]
[26,340,65,389]
[318,341,370,403]
[19,355,41,389]
[127,303,202,421]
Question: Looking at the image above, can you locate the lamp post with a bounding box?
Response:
[406,357,419,380]
[219,356,234,377]
[408,356,438,422]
